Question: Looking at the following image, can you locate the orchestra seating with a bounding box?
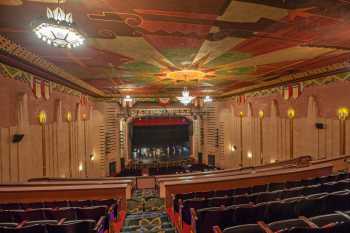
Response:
[171,171,350,233]
[0,198,118,233]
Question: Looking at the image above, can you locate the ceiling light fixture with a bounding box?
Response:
[203,95,213,103]
[32,0,84,48]
[177,87,194,105]
[124,95,133,102]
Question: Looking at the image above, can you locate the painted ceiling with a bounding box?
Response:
[1,0,350,97]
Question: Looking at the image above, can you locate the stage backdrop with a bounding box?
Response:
[131,117,190,146]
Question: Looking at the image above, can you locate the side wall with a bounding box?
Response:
[217,79,350,169]
[0,65,105,183]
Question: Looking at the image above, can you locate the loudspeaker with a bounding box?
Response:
[315,123,325,129]
[12,134,24,143]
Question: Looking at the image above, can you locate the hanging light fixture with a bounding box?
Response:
[203,95,213,103]
[177,87,194,105]
[32,0,85,48]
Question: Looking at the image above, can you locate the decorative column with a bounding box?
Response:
[38,111,47,177]
[258,110,264,165]
[239,111,244,167]
[337,107,349,155]
[66,111,73,177]
[287,108,296,159]
[82,113,88,177]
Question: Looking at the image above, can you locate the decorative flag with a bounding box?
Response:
[292,82,304,99]
[80,95,88,105]
[41,80,51,100]
[32,78,42,99]
[283,85,293,100]
[236,95,246,105]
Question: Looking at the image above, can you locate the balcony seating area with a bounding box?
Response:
[0,198,119,233]
[171,171,350,233]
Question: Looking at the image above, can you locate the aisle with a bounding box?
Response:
[120,189,177,233]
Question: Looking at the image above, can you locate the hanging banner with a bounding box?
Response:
[32,78,42,99]
[41,80,51,100]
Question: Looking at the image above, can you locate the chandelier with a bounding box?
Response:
[177,88,195,105]
[203,95,213,103]
[32,0,84,48]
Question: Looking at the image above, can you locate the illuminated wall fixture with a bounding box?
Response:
[177,87,194,105]
[287,108,296,159]
[258,110,264,165]
[338,107,349,155]
[78,163,83,172]
[66,111,73,177]
[270,158,276,163]
[38,111,47,177]
[230,145,237,152]
[239,111,244,167]
[90,153,95,161]
[82,113,88,177]
[32,0,85,48]
[247,151,253,159]
[122,95,134,108]
[203,96,213,103]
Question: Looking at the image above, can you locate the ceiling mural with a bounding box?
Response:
[1,0,350,97]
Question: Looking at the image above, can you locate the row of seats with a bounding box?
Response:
[193,189,350,232]
[0,199,118,233]
[173,171,349,212]
[214,212,350,233]
[0,220,104,233]
[0,199,117,211]
[182,178,350,225]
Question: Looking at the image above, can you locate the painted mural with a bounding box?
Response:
[1,0,350,96]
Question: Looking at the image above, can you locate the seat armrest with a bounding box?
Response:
[213,225,223,233]
[58,218,66,225]
[94,216,106,232]
[190,208,198,233]
[257,221,274,233]
[299,216,318,228]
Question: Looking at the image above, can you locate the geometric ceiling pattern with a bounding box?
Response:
[1,0,350,97]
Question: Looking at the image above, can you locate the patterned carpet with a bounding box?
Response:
[121,189,177,233]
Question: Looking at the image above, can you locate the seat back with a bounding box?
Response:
[223,224,264,233]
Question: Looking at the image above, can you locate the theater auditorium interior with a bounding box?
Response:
[3,1,350,233]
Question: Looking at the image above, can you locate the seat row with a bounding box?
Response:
[0,219,105,233]
[0,199,118,211]
[192,189,350,233]
[173,171,349,213]
[213,211,350,233]
[180,178,350,226]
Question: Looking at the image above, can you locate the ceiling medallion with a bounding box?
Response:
[166,70,206,82]
[177,87,195,106]
[32,0,85,48]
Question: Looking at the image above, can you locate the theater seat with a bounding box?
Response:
[44,208,77,221]
[47,221,94,233]
[222,224,264,233]
[1,224,46,233]
[309,213,350,228]
[268,218,310,232]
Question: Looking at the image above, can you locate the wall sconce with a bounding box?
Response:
[90,153,95,161]
[270,158,276,163]
[82,113,87,121]
[66,111,72,122]
[337,107,349,120]
[78,163,83,172]
[258,110,264,119]
[230,145,237,152]
[287,108,296,119]
[247,151,253,159]
[239,111,244,117]
[38,110,47,125]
